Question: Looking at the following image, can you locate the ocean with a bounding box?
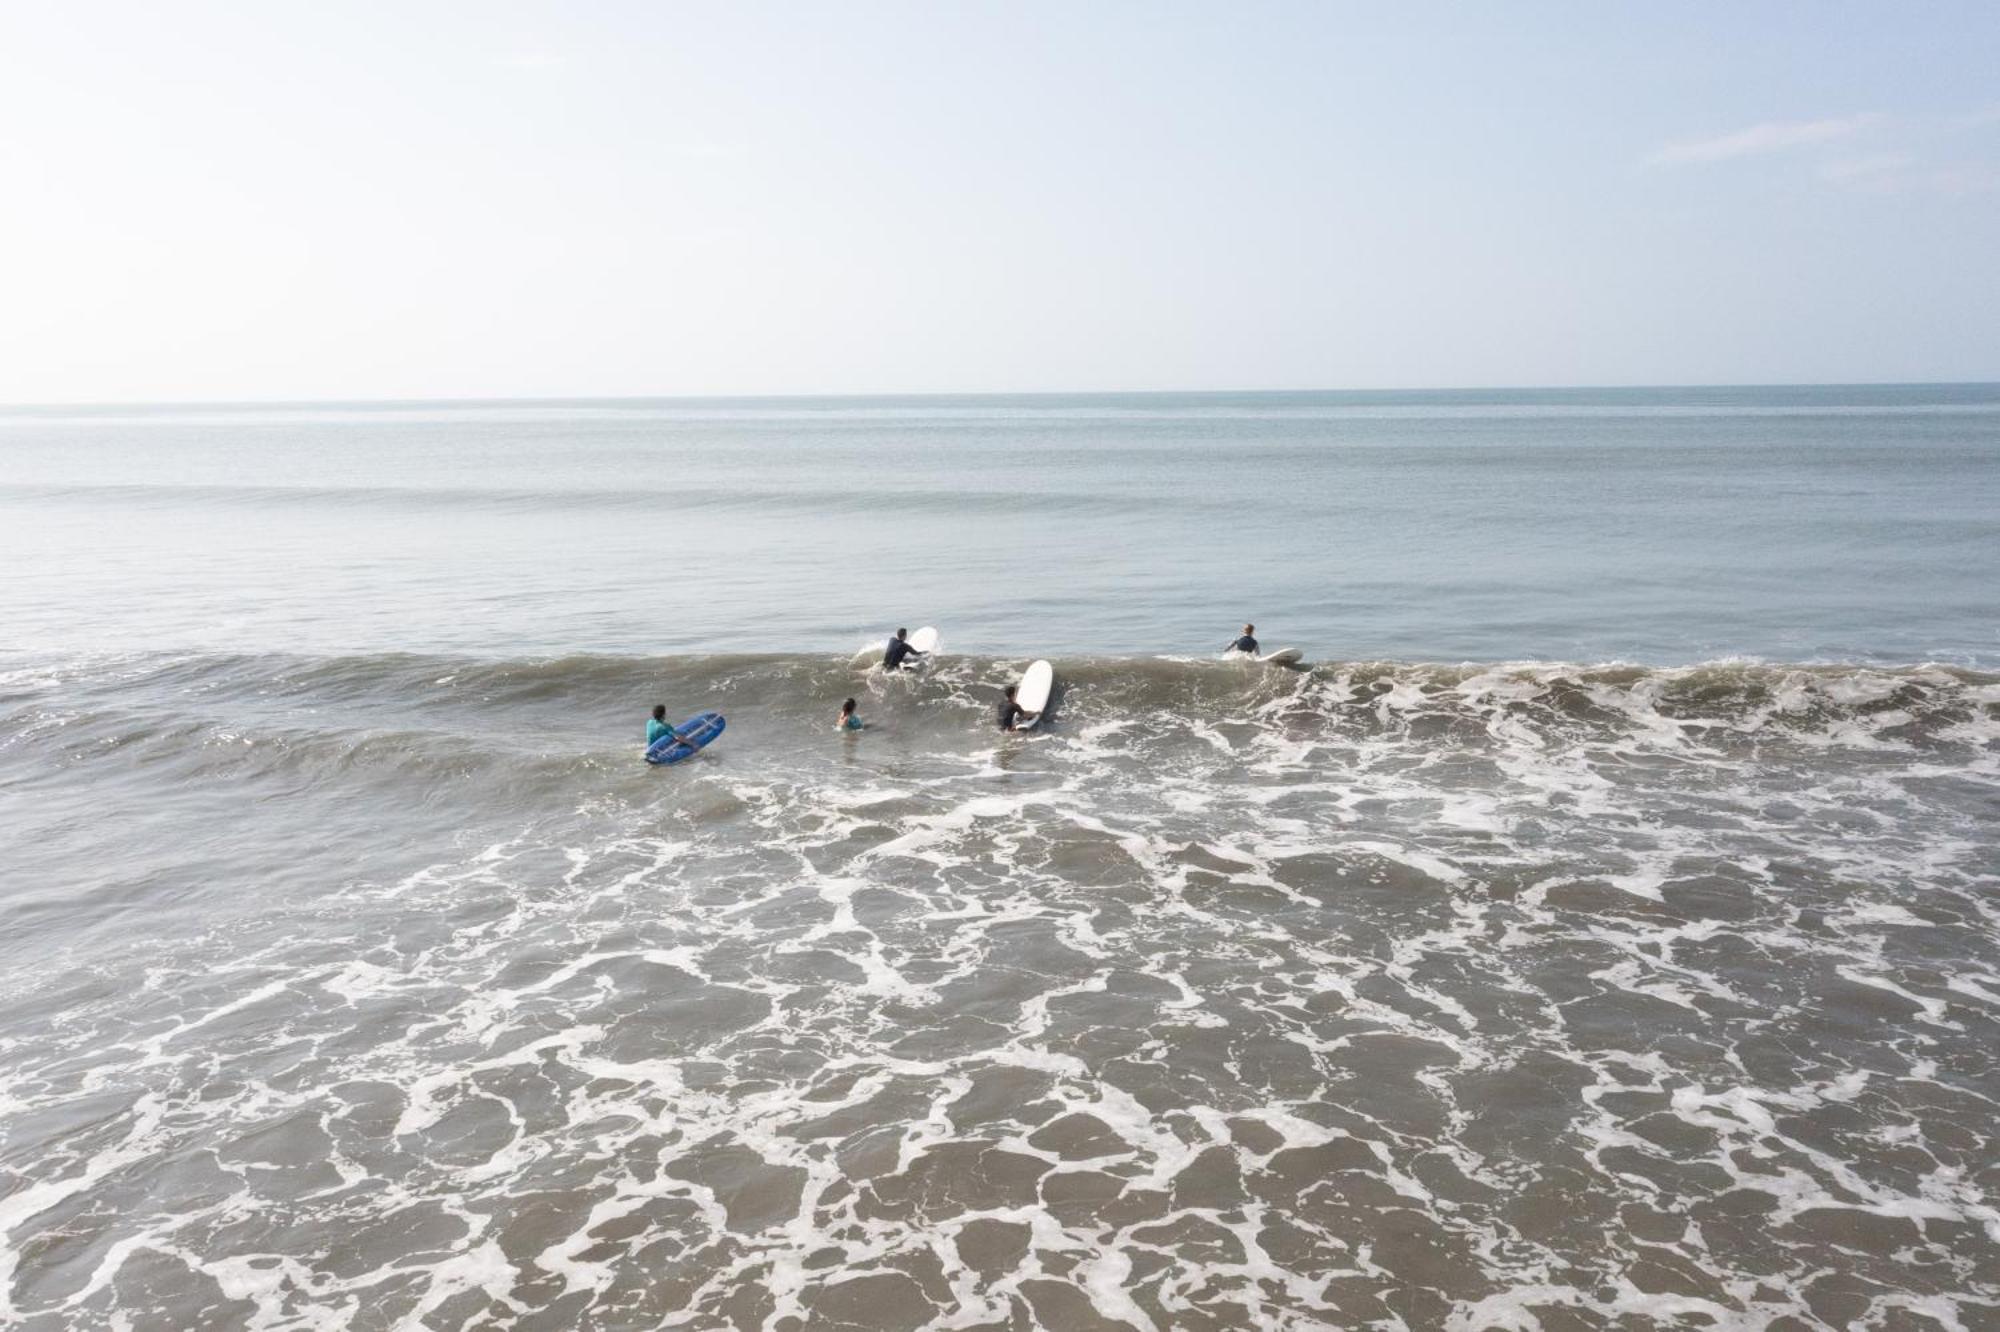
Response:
[2,386,1997,1329]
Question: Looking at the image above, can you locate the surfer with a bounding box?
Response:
[883,628,925,671]
[837,698,864,732]
[997,685,1040,733]
[1228,623,1259,655]
[644,706,725,764]
[883,627,927,671]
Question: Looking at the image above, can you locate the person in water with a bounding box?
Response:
[647,704,681,747]
[837,697,864,732]
[882,627,927,671]
[1228,623,1259,655]
[997,684,1041,732]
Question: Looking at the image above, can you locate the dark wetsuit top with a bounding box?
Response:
[1231,635,1259,654]
[998,700,1025,732]
[884,637,919,670]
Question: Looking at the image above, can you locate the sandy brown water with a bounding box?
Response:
[2,652,1996,1328]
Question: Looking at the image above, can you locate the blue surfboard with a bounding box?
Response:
[645,712,726,765]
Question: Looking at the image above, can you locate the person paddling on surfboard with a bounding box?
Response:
[1227,623,1258,655]
[647,704,680,746]
[997,685,1040,732]
[883,627,927,672]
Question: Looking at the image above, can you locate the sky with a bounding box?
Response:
[0,2,1996,401]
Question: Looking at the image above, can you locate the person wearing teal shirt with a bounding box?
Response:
[647,704,679,747]
[837,698,864,732]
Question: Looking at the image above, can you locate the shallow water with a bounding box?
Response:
[2,388,1998,1329]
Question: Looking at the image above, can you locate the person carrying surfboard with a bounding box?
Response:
[883,627,927,672]
[644,707,727,764]
[1227,623,1258,655]
[997,685,1040,732]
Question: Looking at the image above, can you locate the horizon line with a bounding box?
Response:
[3,379,1999,412]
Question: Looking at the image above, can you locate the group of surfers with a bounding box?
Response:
[646,622,1266,751]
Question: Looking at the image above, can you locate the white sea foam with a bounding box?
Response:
[2,656,1996,1327]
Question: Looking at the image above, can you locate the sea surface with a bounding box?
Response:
[2,387,1998,1330]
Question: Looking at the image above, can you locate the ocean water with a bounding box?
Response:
[3,386,1997,663]
[2,387,1998,1329]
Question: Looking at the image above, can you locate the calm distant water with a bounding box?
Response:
[3,388,1998,1329]
[3,384,1996,663]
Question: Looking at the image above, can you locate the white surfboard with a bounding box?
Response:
[1014,659,1053,730]
[1224,646,1304,667]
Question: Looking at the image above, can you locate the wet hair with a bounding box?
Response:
[1244,623,1255,634]
[841,698,857,715]
[1005,685,1017,699]
[896,628,908,638]
[651,704,666,721]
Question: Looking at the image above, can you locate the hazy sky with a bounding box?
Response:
[2,2,1996,401]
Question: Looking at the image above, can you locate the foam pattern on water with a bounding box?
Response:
[2,657,1998,1329]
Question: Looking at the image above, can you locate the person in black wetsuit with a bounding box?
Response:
[883,627,927,671]
[997,685,1040,732]
[1227,623,1258,655]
